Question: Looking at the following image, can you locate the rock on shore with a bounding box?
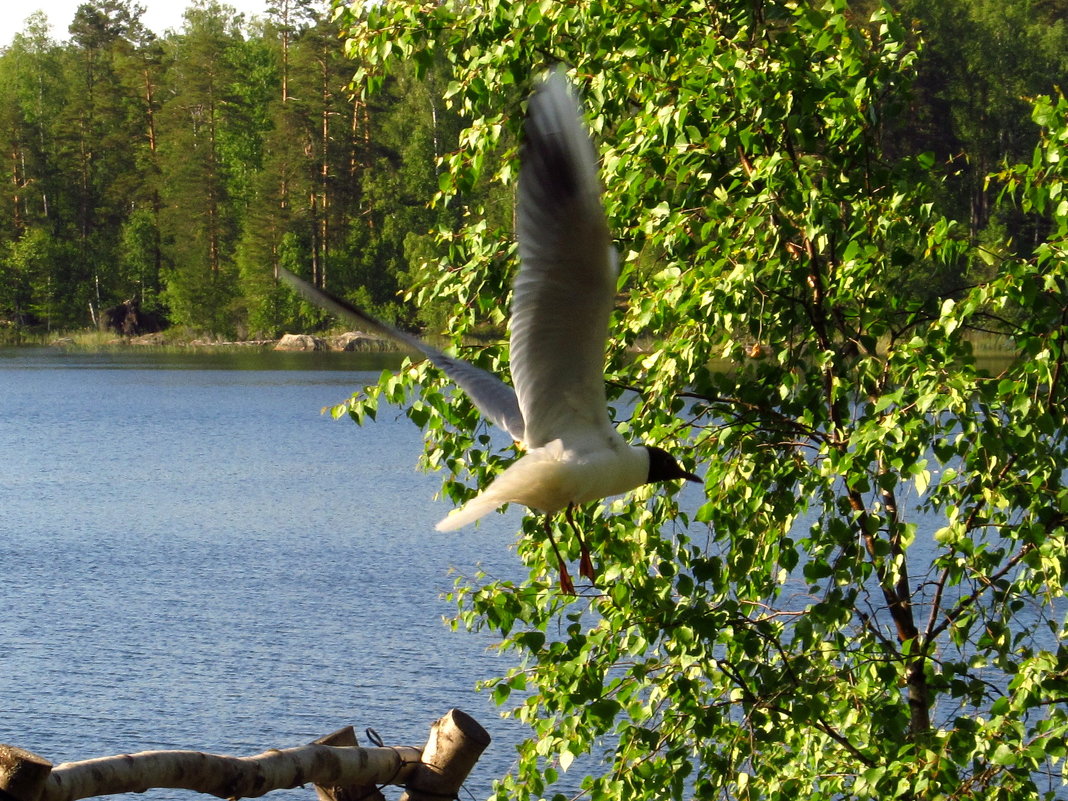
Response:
[274,331,390,352]
[274,333,327,351]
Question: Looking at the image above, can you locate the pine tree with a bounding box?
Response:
[156,0,244,334]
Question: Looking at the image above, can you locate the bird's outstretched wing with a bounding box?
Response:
[510,70,619,450]
[279,267,525,441]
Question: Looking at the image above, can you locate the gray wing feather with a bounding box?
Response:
[511,70,617,449]
[279,268,525,441]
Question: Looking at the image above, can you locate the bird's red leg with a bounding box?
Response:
[567,503,595,582]
[543,517,575,595]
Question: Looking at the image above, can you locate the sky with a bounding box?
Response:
[0,0,271,48]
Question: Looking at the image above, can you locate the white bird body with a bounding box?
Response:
[279,70,698,588]
[436,437,651,531]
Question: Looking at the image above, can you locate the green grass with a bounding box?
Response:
[0,326,276,352]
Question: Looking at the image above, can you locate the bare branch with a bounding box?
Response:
[37,744,422,801]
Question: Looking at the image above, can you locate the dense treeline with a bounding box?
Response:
[0,0,1064,338]
[0,0,461,338]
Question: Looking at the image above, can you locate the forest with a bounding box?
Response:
[0,0,1064,340]
[0,0,460,339]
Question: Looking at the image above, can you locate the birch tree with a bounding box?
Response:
[336,1,1068,799]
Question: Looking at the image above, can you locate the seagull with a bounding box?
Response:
[280,69,700,593]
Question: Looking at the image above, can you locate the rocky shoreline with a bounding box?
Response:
[48,330,395,352]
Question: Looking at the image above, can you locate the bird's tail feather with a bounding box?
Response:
[437,449,565,531]
[435,496,502,531]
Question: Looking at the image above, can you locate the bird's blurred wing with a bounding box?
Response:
[510,70,618,449]
[279,268,525,441]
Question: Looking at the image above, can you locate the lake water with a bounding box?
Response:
[0,347,527,801]
[2,347,1063,800]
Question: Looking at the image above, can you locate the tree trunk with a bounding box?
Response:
[0,743,421,801]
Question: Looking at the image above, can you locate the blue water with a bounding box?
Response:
[0,347,526,800]
[3,347,1064,799]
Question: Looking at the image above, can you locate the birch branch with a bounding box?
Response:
[0,742,421,801]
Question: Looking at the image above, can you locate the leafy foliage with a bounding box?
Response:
[337,1,1068,799]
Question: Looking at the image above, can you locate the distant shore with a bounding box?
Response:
[2,328,400,353]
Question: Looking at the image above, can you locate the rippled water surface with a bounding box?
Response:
[0,347,525,800]
[4,347,1063,799]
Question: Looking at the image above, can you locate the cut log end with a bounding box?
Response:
[399,710,491,801]
[0,745,53,801]
[442,710,490,749]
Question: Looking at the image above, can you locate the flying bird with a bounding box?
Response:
[280,70,699,593]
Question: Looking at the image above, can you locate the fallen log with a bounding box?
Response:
[0,743,420,801]
[0,709,489,801]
